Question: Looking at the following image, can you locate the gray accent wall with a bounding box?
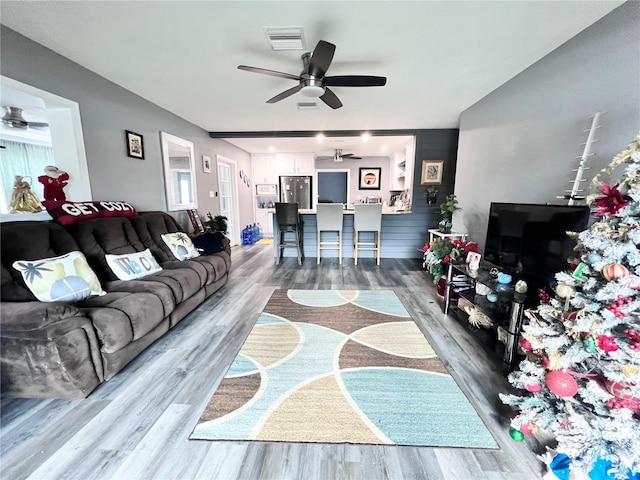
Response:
[0,26,254,232]
[455,2,640,251]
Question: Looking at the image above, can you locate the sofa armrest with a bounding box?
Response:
[0,302,91,340]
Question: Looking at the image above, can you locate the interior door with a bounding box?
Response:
[216,156,240,246]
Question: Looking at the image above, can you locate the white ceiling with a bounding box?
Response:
[0,1,623,155]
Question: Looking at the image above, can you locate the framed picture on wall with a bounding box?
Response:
[421,160,443,185]
[202,155,212,173]
[359,167,381,190]
[125,130,144,159]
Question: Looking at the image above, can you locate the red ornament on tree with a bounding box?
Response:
[604,379,633,399]
[597,335,620,352]
[545,370,579,398]
[525,383,543,393]
[519,337,533,351]
[593,182,629,216]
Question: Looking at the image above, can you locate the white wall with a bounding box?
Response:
[455,2,640,250]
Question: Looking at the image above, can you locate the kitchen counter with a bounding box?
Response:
[259,207,412,215]
[270,209,416,261]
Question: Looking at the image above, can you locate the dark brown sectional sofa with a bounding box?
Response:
[0,211,231,398]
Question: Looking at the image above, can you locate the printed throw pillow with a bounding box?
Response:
[12,251,106,303]
[45,200,138,225]
[105,249,163,281]
[161,232,200,261]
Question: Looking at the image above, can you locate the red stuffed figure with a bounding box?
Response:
[38,165,69,203]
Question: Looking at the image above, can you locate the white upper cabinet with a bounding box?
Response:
[277,153,315,175]
[252,153,278,184]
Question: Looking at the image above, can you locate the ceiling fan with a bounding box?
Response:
[316,149,363,162]
[238,40,387,109]
[2,107,49,130]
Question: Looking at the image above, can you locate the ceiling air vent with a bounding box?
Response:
[297,102,318,110]
[263,27,305,51]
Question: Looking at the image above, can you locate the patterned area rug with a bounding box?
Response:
[190,290,497,448]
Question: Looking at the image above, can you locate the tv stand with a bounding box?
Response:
[443,261,526,369]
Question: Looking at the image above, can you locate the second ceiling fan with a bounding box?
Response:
[238,40,387,109]
[316,149,362,162]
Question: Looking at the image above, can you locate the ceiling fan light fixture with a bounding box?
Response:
[300,85,325,97]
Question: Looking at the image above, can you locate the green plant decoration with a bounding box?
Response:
[204,213,228,233]
[440,194,460,219]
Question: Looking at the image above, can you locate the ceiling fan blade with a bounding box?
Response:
[238,65,300,81]
[319,87,342,109]
[325,75,387,87]
[308,40,335,78]
[341,154,363,160]
[28,122,49,128]
[266,84,303,104]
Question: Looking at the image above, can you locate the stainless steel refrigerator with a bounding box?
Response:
[279,175,313,210]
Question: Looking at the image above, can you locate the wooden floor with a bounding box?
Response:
[0,244,549,480]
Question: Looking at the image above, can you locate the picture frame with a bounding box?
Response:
[125,130,144,159]
[421,160,444,185]
[202,155,212,173]
[187,209,205,234]
[359,167,381,190]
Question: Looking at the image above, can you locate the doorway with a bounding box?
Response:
[216,155,240,246]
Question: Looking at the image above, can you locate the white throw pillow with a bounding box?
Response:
[161,232,200,261]
[12,251,106,302]
[105,249,162,281]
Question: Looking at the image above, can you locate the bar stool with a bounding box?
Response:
[353,204,382,266]
[316,204,344,264]
[275,202,303,265]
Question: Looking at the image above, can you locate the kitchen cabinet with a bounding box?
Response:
[277,153,315,174]
[252,154,278,184]
[390,152,406,191]
[252,153,315,183]
[389,140,415,192]
[255,209,273,237]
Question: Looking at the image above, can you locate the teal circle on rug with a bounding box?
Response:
[340,367,497,448]
[226,354,260,377]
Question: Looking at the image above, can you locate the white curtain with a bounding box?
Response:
[0,139,55,213]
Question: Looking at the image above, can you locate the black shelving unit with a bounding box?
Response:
[443,260,526,369]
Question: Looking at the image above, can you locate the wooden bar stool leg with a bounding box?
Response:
[354,231,358,266]
[338,231,342,265]
[317,231,321,265]
[296,229,302,266]
[376,231,381,265]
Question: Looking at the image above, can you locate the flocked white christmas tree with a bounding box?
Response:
[500,133,640,479]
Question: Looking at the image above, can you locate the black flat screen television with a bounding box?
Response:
[483,203,591,291]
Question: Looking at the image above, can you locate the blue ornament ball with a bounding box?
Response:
[586,252,602,264]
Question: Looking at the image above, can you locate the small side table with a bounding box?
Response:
[428,229,468,243]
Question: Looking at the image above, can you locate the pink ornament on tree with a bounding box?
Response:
[545,370,579,398]
[519,337,533,351]
[597,335,619,352]
[525,383,542,393]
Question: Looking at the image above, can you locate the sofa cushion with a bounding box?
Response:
[78,291,164,353]
[65,216,147,282]
[131,212,231,286]
[45,200,138,225]
[105,249,163,280]
[1,221,84,302]
[161,232,199,261]
[12,251,105,303]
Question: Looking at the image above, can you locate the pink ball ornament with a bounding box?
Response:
[545,370,579,398]
[525,383,543,393]
[519,337,533,351]
[520,422,534,435]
